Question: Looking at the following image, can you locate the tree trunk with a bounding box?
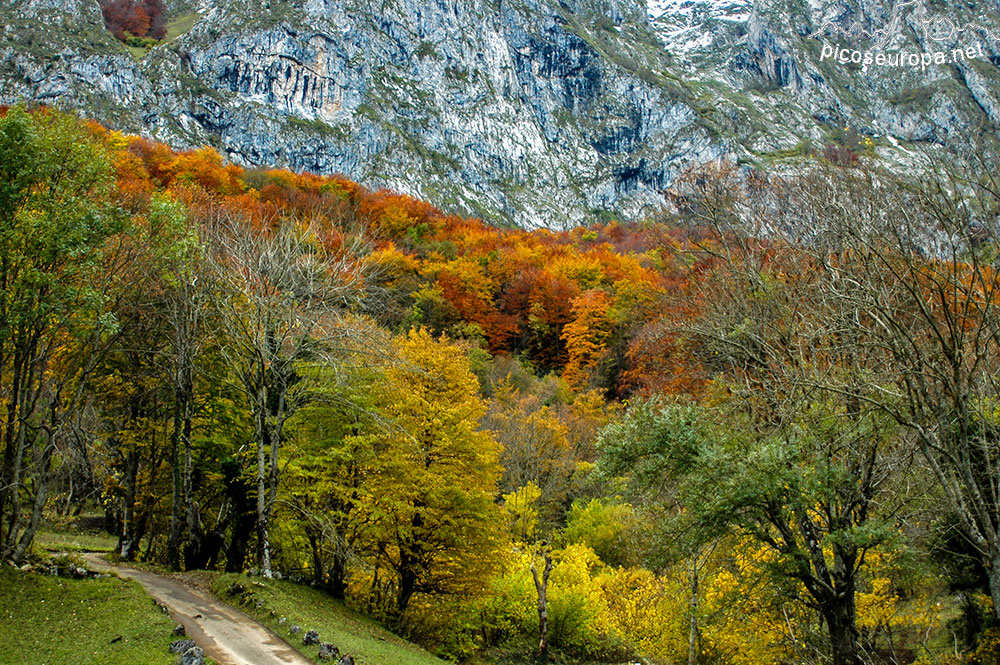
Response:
[3,419,27,555]
[688,556,699,665]
[531,550,553,658]
[396,563,417,618]
[3,371,32,556]
[11,437,55,563]
[167,388,183,570]
[330,547,347,600]
[824,598,861,665]
[182,389,203,570]
[119,444,138,561]
[989,552,1000,622]
[308,532,325,586]
[255,424,271,577]
[1,350,28,552]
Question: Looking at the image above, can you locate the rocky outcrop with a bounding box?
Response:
[317,642,339,661]
[169,639,197,654]
[1,0,998,227]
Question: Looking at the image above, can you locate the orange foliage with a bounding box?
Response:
[561,289,614,389]
[71,117,713,398]
[357,189,442,239]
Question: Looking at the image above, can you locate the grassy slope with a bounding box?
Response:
[35,529,117,553]
[34,512,118,553]
[0,567,176,665]
[211,572,448,665]
[164,11,200,42]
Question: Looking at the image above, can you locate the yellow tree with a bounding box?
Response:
[360,328,504,619]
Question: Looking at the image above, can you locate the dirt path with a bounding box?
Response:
[82,554,312,665]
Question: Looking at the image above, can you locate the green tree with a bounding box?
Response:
[0,107,125,562]
[146,194,212,570]
[599,389,908,665]
[207,214,371,577]
[282,364,384,598]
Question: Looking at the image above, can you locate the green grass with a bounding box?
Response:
[164,12,200,42]
[126,44,149,59]
[211,573,448,665]
[34,511,118,553]
[0,566,177,665]
[35,529,117,553]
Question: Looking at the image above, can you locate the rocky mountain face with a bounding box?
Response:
[2,0,999,227]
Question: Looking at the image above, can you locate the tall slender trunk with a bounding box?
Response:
[0,360,21,546]
[4,414,27,554]
[11,435,55,563]
[688,556,699,665]
[11,389,60,564]
[255,380,272,577]
[1,346,30,550]
[167,386,183,570]
[257,362,286,579]
[182,386,203,569]
[531,550,553,657]
[255,437,271,576]
[989,553,1000,622]
[119,444,138,561]
[4,350,36,556]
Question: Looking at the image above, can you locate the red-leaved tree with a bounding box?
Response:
[100,0,166,41]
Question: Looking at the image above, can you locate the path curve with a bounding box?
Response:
[82,554,312,665]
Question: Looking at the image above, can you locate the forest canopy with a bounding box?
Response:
[3,105,1000,665]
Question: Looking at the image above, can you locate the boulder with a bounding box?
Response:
[289,624,302,634]
[318,643,340,661]
[337,655,354,665]
[173,624,186,637]
[303,629,320,646]
[179,645,205,665]
[169,639,197,654]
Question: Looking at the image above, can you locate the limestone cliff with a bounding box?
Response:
[3,0,998,226]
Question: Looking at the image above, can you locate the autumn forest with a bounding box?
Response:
[3,106,1000,665]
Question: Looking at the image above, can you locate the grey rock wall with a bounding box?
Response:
[2,0,998,227]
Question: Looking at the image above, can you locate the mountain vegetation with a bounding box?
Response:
[4,104,1000,665]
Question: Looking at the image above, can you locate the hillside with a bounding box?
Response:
[2,0,998,226]
[5,106,1000,665]
[6,512,449,665]
[0,565,177,665]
